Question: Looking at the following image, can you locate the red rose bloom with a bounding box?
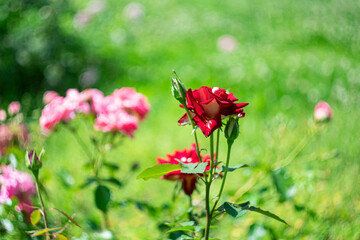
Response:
[157,143,212,196]
[178,86,248,137]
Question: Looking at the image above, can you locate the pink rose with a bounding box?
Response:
[178,86,248,137]
[8,101,20,115]
[43,91,59,104]
[0,164,36,215]
[40,96,66,133]
[94,109,139,137]
[0,110,6,121]
[112,88,151,120]
[157,143,212,196]
[314,101,333,122]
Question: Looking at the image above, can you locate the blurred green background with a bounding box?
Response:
[1,0,360,239]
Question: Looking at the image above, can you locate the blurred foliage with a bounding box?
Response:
[1,0,360,239]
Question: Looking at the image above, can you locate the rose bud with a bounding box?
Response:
[224,117,239,142]
[314,101,333,122]
[8,101,21,115]
[171,71,187,103]
[26,150,42,172]
[0,110,6,121]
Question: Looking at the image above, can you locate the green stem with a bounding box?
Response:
[103,211,110,229]
[210,140,233,217]
[204,134,216,239]
[208,134,214,182]
[214,129,220,174]
[35,176,49,240]
[188,195,193,221]
[204,181,212,240]
[66,125,93,161]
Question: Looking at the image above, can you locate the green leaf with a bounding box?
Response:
[30,227,62,237]
[215,164,251,173]
[95,185,111,213]
[79,177,97,189]
[271,168,296,202]
[249,206,289,226]
[217,201,288,226]
[103,162,119,171]
[52,208,81,228]
[103,178,123,188]
[167,226,195,233]
[30,209,41,226]
[55,234,68,240]
[180,162,208,174]
[136,163,181,180]
[179,221,195,227]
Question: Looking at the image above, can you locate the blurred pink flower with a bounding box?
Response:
[40,96,66,133]
[217,35,238,53]
[43,91,59,104]
[8,101,20,115]
[0,164,36,215]
[112,88,150,120]
[93,88,150,137]
[94,109,139,137]
[314,101,333,122]
[40,88,150,136]
[0,125,13,156]
[123,2,145,20]
[81,88,104,114]
[0,110,6,121]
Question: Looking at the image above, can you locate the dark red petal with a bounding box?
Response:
[193,115,222,137]
[182,175,197,196]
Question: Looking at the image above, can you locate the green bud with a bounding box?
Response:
[224,117,239,142]
[171,70,187,103]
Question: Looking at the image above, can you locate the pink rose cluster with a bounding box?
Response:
[0,164,36,215]
[40,88,150,137]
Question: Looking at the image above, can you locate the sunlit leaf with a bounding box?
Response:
[167,226,195,233]
[55,234,68,240]
[30,209,41,226]
[95,185,111,213]
[136,164,181,180]
[180,162,208,174]
[31,227,62,237]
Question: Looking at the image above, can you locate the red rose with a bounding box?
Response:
[178,86,248,137]
[157,143,212,196]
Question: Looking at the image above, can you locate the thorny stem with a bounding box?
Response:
[35,176,49,240]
